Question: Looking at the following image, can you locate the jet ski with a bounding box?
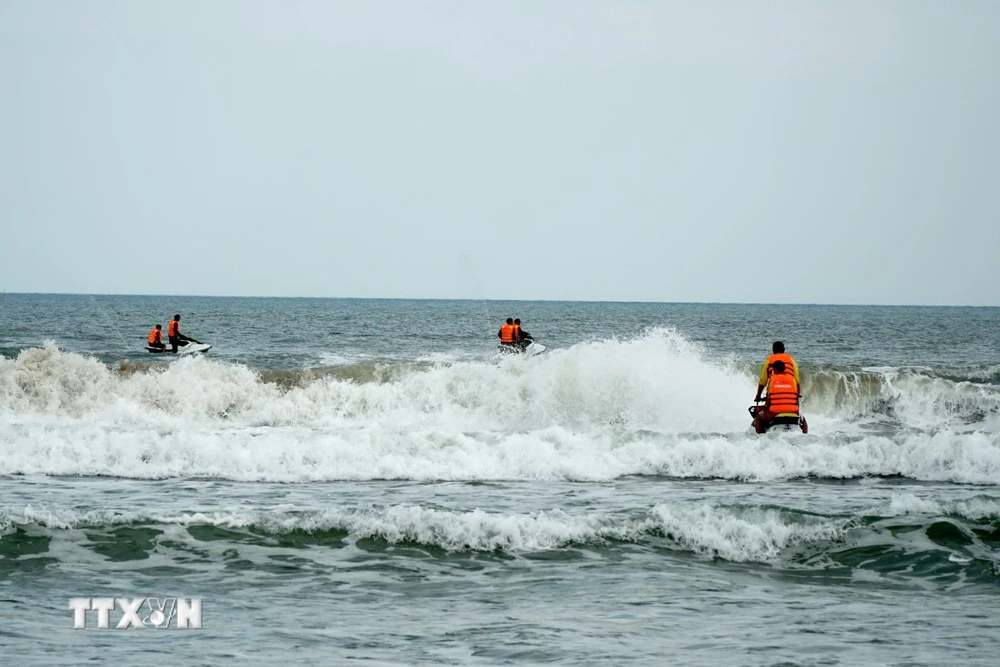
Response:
[496,338,546,357]
[523,341,546,357]
[748,405,808,434]
[146,341,212,356]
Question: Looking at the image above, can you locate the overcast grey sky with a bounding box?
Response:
[1,1,998,305]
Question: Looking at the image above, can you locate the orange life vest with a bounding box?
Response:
[765,353,797,379]
[148,328,162,345]
[512,323,522,341]
[168,320,180,337]
[765,372,799,415]
[499,324,516,343]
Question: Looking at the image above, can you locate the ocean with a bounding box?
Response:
[1,294,998,665]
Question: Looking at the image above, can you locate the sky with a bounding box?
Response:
[1,1,998,305]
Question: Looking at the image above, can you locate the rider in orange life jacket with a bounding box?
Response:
[147,324,165,351]
[167,314,194,353]
[498,318,517,349]
[753,341,800,404]
[758,360,800,421]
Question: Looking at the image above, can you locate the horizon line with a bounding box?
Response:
[2,291,997,309]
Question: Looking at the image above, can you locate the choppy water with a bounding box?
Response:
[1,294,999,665]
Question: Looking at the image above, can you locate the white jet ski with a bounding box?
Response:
[523,341,546,357]
[496,340,546,357]
[146,341,212,356]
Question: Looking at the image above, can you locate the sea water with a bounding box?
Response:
[1,294,998,665]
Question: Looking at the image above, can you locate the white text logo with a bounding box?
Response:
[69,598,202,629]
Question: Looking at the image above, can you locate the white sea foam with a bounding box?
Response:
[2,336,999,483]
[317,352,355,367]
[877,493,1000,520]
[882,370,1000,430]
[649,503,845,561]
[0,502,848,561]
[1,334,751,432]
[4,423,999,483]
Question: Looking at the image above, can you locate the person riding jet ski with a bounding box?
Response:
[497,318,538,354]
[749,359,808,434]
[512,318,533,351]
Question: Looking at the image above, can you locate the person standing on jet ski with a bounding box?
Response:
[167,314,195,353]
[513,318,533,351]
[753,341,800,404]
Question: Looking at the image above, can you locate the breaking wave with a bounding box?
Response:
[1,332,998,483]
[2,496,998,586]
